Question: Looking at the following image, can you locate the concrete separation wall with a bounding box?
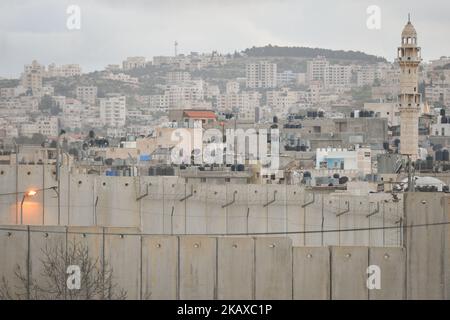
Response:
[0,215,447,300]
[0,165,403,247]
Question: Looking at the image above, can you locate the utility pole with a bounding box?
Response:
[56,130,65,225]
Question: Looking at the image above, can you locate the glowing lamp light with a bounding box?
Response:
[27,190,37,197]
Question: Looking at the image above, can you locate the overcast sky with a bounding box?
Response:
[0,0,449,78]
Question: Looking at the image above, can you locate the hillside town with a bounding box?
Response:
[0,15,449,302]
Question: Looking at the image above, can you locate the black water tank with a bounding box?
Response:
[303,171,311,178]
[426,155,433,169]
[333,173,340,179]
[436,150,443,161]
[165,167,175,176]
[339,176,349,184]
[444,150,450,161]
[237,164,245,171]
[383,142,389,150]
[441,108,446,116]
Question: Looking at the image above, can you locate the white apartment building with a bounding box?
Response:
[215,92,260,112]
[147,95,169,112]
[99,95,127,127]
[307,56,329,83]
[164,80,205,108]
[21,60,43,95]
[103,72,139,84]
[425,84,450,105]
[20,116,59,137]
[356,64,388,87]
[76,86,98,105]
[246,61,277,89]
[166,71,191,83]
[0,86,27,98]
[266,89,304,114]
[306,56,352,89]
[122,57,146,70]
[61,98,98,130]
[0,96,40,116]
[46,63,82,77]
[324,65,352,88]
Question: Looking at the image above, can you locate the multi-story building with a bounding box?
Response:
[356,64,388,87]
[166,71,191,83]
[246,61,277,89]
[425,84,450,106]
[21,60,43,95]
[216,92,260,111]
[76,86,98,105]
[307,56,352,89]
[122,57,147,70]
[164,80,205,109]
[102,72,139,84]
[266,89,304,114]
[46,63,82,77]
[99,95,127,127]
[20,116,59,138]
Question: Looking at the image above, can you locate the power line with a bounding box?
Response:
[0,220,448,237]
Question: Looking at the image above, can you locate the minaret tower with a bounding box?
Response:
[398,15,422,160]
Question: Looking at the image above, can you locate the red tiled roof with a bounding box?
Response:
[183,110,217,119]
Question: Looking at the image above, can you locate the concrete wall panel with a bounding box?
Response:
[369,247,406,300]
[331,246,368,300]
[179,236,216,300]
[104,228,140,299]
[293,247,330,300]
[217,237,254,299]
[0,226,28,299]
[255,237,292,299]
[142,236,178,300]
[0,166,17,224]
[29,226,67,297]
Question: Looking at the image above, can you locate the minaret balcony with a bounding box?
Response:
[397,56,421,63]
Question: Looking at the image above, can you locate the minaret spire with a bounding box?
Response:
[408,13,411,23]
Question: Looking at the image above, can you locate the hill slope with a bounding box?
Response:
[242,45,387,63]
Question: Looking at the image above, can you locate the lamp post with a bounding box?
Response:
[56,129,66,225]
[20,190,37,225]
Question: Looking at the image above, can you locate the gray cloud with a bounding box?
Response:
[1,0,449,78]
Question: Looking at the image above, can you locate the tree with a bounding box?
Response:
[0,241,127,300]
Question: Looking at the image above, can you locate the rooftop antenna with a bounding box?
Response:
[174,41,178,57]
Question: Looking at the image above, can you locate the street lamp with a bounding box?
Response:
[56,129,66,225]
[21,190,37,225]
